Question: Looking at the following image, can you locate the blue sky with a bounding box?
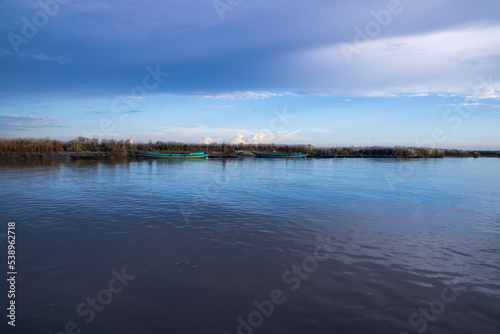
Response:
[0,0,499,148]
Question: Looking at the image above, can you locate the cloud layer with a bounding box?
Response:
[1,0,499,98]
[0,0,499,149]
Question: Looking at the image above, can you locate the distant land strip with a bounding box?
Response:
[0,137,498,159]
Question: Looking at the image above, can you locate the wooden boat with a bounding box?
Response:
[135,151,209,159]
[252,152,307,158]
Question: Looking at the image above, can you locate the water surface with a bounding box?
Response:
[0,157,499,333]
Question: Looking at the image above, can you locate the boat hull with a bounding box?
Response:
[135,151,209,159]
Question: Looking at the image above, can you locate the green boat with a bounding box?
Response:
[252,152,307,158]
[135,151,209,159]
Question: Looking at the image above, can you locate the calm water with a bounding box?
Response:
[0,157,499,334]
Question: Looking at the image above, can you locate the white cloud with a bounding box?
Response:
[157,91,290,100]
[408,93,429,97]
[202,136,216,144]
[0,114,66,130]
[353,138,407,146]
[199,91,286,100]
[456,102,500,109]
[471,75,500,99]
[18,51,71,64]
[230,129,305,144]
[230,134,246,144]
[130,125,307,144]
[206,105,234,108]
[287,25,500,98]
[304,128,331,134]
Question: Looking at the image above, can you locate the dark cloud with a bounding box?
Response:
[0,0,499,97]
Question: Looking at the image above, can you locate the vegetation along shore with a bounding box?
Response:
[0,137,498,159]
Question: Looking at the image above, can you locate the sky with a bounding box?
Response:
[0,0,499,149]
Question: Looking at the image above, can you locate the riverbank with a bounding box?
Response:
[0,137,499,159]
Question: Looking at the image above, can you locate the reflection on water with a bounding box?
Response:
[0,157,499,333]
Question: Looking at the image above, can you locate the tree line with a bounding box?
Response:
[0,137,498,158]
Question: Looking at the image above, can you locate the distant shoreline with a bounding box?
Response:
[0,137,499,159]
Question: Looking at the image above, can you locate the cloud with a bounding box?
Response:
[353,138,406,146]
[303,128,331,134]
[456,54,500,66]
[122,110,146,114]
[230,134,246,144]
[2,0,500,99]
[85,111,108,115]
[80,98,110,103]
[84,110,146,115]
[18,51,71,64]
[0,114,66,130]
[285,25,500,97]
[471,75,500,99]
[456,102,500,109]
[130,126,307,144]
[0,49,12,57]
[202,136,216,144]
[230,130,305,145]
[198,91,288,100]
[205,105,234,109]
[158,91,293,101]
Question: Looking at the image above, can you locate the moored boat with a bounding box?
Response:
[135,151,209,159]
[252,152,307,158]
